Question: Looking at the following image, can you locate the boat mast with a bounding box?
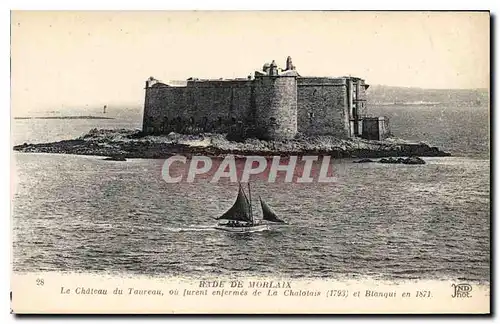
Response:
[248,182,253,224]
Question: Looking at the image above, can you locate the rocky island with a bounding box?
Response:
[12,58,454,161]
[13,128,450,160]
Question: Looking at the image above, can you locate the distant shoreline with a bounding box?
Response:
[14,116,115,120]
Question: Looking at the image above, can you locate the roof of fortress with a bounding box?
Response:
[147,56,366,88]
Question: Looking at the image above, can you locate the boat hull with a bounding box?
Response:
[215,224,269,233]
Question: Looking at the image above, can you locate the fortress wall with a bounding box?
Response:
[187,81,253,120]
[231,84,255,122]
[143,74,364,138]
[356,79,368,117]
[297,77,346,86]
[297,78,350,138]
[143,81,254,134]
[186,81,253,132]
[143,86,187,133]
[254,76,297,140]
[187,84,232,121]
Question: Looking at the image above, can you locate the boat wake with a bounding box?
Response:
[163,223,284,233]
[164,225,217,233]
[214,224,272,233]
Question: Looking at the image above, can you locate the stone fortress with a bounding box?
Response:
[142,56,389,141]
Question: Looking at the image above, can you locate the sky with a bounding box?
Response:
[11,11,490,113]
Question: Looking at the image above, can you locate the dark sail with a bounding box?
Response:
[260,198,285,223]
[217,185,252,222]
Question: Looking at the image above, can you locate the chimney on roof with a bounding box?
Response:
[286,56,295,71]
[269,60,278,76]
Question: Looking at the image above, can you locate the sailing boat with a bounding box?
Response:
[214,183,286,232]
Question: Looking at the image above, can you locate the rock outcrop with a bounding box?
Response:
[353,158,375,163]
[103,155,127,161]
[379,156,426,164]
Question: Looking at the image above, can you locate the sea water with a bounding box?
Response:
[11,104,490,282]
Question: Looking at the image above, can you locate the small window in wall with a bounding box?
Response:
[308,112,314,118]
[269,117,277,124]
[313,89,317,95]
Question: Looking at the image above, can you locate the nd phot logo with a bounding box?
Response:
[451,283,472,298]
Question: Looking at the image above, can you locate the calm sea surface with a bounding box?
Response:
[12,105,490,281]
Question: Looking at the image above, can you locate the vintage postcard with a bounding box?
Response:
[10,11,490,314]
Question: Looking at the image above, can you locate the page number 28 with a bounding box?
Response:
[36,278,44,286]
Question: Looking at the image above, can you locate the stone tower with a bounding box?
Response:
[254,58,299,140]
